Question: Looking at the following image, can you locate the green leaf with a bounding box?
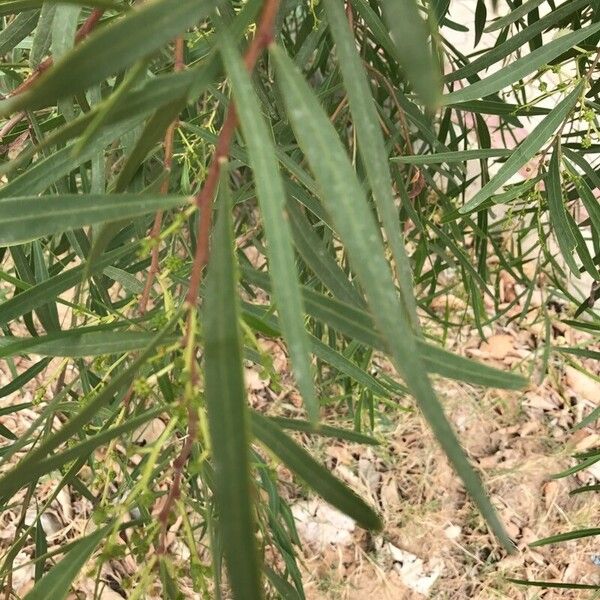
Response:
[0,194,189,245]
[114,99,185,191]
[242,302,396,398]
[0,243,136,327]
[251,412,382,531]
[243,267,527,390]
[203,170,262,600]
[381,0,441,108]
[221,32,318,423]
[9,406,162,492]
[270,45,514,551]
[0,312,179,498]
[0,329,177,358]
[530,528,600,547]
[0,0,214,115]
[0,9,39,55]
[484,0,545,32]
[447,0,588,83]
[325,0,419,330]
[266,416,379,445]
[0,119,143,198]
[0,358,51,398]
[286,199,363,307]
[442,24,600,104]
[506,578,600,590]
[459,85,582,214]
[392,149,513,164]
[546,147,580,277]
[24,525,111,600]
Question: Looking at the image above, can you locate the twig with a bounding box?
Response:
[0,9,105,143]
[9,9,104,98]
[186,0,280,308]
[139,37,185,314]
[156,0,281,555]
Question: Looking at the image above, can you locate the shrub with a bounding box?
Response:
[0,0,597,597]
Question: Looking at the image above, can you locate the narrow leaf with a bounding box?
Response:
[251,412,382,531]
[0,194,189,245]
[203,171,262,600]
[381,0,441,108]
[459,85,582,214]
[0,0,214,115]
[271,45,514,551]
[442,25,600,104]
[221,32,319,422]
[24,526,110,600]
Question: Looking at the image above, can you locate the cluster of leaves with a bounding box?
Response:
[0,0,598,597]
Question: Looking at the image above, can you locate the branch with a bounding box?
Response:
[156,0,281,555]
[186,0,280,307]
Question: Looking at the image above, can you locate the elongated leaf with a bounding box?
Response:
[448,0,588,82]
[221,32,318,422]
[0,312,179,498]
[266,416,379,445]
[0,358,51,398]
[0,243,136,327]
[0,194,189,245]
[546,147,579,276]
[325,0,419,330]
[251,412,381,530]
[242,302,396,398]
[115,99,185,191]
[485,0,545,32]
[0,119,142,198]
[24,525,111,600]
[381,0,441,108]
[243,267,526,390]
[459,85,582,214]
[530,528,600,547]
[203,170,262,600]
[0,329,177,358]
[270,45,514,551]
[0,9,39,55]
[10,407,162,492]
[507,578,600,590]
[0,0,214,115]
[392,149,512,164]
[286,199,363,307]
[442,25,600,104]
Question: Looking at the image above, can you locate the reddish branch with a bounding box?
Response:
[8,9,104,98]
[186,0,281,307]
[0,9,105,147]
[156,0,281,554]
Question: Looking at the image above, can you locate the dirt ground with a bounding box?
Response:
[290,306,600,599]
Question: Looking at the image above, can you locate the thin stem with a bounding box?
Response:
[156,0,281,555]
[139,37,185,315]
[186,0,281,308]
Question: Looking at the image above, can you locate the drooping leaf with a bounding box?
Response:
[0,194,189,245]
[459,85,583,214]
[251,412,382,531]
[381,0,441,108]
[442,25,600,104]
[0,0,214,115]
[24,525,111,600]
[203,169,262,600]
[221,31,319,423]
[270,45,514,551]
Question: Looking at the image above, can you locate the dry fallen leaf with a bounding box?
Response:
[565,366,600,403]
[480,334,515,360]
